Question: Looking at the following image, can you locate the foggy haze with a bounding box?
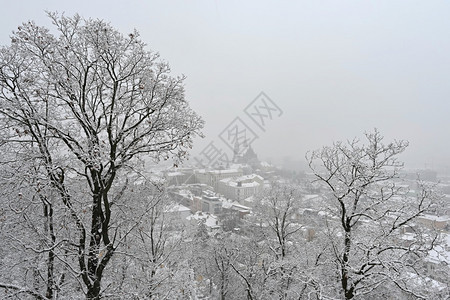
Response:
[1,1,449,171]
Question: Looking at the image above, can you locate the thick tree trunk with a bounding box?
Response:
[85,169,115,299]
[86,281,101,300]
[44,202,56,299]
[342,231,354,300]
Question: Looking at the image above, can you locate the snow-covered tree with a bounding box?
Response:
[306,129,441,299]
[0,13,203,299]
[0,147,59,299]
[249,183,305,298]
[103,184,197,299]
[253,182,304,260]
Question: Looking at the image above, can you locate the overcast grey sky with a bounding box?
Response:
[1,1,449,171]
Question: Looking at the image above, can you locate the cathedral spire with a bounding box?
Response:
[233,127,240,163]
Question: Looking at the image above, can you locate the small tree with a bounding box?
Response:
[307,129,440,299]
[253,183,303,260]
[251,183,304,298]
[105,184,196,299]
[0,149,57,299]
[0,13,203,299]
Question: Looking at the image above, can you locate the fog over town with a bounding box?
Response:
[0,1,449,299]
[1,1,449,171]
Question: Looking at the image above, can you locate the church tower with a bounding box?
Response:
[233,127,240,163]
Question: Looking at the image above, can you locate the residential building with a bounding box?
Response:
[201,190,223,215]
[218,174,264,202]
[195,168,243,191]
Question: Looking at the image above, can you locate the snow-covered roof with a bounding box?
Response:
[400,232,417,241]
[209,169,241,174]
[230,201,251,211]
[219,174,264,187]
[238,182,260,188]
[425,233,450,265]
[260,161,272,167]
[173,190,194,200]
[426,246,450,265]
[228,163,245,169]
[187,212,221,228]
[405,272,447,291]
[222,200,233,209]
[418,214,449,222]
[222,200,251,212]
[178,189,193,196]
[166,171,185,176]
[244,195,255,202]
[166,204,191,213]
